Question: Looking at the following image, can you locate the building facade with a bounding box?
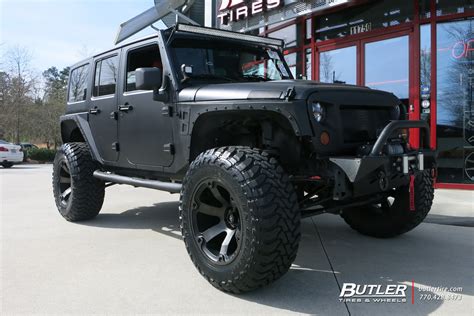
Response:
[214,0,474,189]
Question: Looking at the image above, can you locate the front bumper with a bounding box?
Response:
[329,120,436,199]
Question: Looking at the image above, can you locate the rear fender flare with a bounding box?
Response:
[60,113,103,164]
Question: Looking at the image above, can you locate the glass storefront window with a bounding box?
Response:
[268,22,301,48]
[420,24,431,120]
[306,49,312,80]
[436,0,474,17]
[436,19,474,184]
[284,53,297,78]
[319,46,356,84]
[420,25,432,88]
[315,0,413,42]
[306,18,312,40]
[365,36,410,102]
[419,0,431,19]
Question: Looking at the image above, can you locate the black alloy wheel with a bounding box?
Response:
[58,160,72,207]
[191,179,242,265]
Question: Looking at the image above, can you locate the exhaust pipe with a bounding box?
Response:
[93,170,182,193]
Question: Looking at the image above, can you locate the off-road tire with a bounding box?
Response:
[2,162,14,168]
[52,142,105,221]
[180,147,301,293]
[341,170,434,238]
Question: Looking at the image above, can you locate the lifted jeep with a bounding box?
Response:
[53,24,436,293]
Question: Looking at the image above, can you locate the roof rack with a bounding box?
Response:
[175,24,283,47]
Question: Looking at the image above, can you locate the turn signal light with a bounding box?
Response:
[320,131,330,145]
[0,146,9,152]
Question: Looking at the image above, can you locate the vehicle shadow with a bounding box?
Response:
[81,202,183,241]
[1,165,41,170]
[424,214,474,227]
[76,202,467,315]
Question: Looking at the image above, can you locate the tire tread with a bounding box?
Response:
[180,146,300,293]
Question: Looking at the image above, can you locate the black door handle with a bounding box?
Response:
[119,104,133,112]
[89,107,101,115]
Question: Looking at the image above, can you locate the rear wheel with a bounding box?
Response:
[2,162,13,168]
[180,147,301,293]
[52,143,105,221]
[341,170,434,238]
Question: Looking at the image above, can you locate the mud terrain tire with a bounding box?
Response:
[52,142,105,221]
[180,147,301,293]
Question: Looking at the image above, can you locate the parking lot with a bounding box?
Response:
[1,164,473,315]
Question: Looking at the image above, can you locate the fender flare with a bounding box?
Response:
[60,113,104,164]
[188,105,305,137]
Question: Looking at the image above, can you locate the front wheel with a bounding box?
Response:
[341,170,434,238]
[180,147,301,293]
[2,162,14,168]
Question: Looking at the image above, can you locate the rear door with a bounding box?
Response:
[88,53,120,163]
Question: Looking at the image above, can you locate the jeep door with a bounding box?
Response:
[117,42,174,168]
[88,53,120,163]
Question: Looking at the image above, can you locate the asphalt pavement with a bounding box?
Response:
[1,164,473,315]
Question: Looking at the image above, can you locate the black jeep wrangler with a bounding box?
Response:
[53,24,436,293]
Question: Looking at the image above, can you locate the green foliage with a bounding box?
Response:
[27,148,56,162]
[43,66,70,103]
[0,47,69,147]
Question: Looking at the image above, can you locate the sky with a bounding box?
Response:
[1,0,162,73]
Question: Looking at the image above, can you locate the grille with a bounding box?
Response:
[340,106,392,143]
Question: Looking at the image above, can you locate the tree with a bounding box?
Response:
[38,66,70,148]
[0,46,37,143]
[0,46,69,148]
[43,66,70,102]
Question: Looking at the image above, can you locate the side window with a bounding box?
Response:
[125,45,161,92]
[93,55,119,97]
[68,64,89,102]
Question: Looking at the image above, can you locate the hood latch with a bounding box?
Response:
[281,86,296,101]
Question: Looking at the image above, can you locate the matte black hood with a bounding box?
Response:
[178,80,400,106]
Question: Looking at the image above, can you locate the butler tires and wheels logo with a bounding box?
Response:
[339,282,464,304]
[339,283,408,303]
[217,0,283,25]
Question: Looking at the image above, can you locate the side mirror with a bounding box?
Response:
[135,67,162,91]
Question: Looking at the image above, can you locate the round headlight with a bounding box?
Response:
[312,102,326,122]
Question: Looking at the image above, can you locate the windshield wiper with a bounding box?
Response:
[241,75,272,82]
[188,74,235,82]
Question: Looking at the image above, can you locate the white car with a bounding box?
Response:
[0,140,24,168]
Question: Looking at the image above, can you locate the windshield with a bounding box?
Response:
[171,38,291,83]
